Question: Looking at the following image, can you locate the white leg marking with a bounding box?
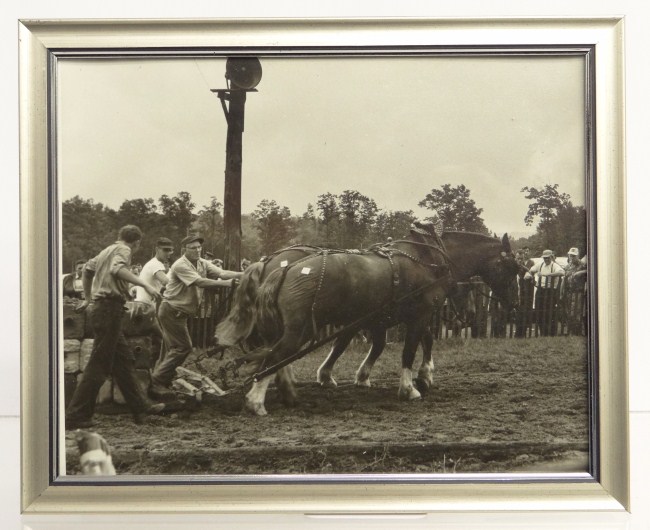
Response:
[355,361,373,387]
[245,377,272,416]
[417,358,435,386]
[398,368,421,401]
[317,360,337,388]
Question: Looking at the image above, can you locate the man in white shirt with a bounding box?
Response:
[134,237,173,305]
[134,237,174,368]
[525,249,565,336]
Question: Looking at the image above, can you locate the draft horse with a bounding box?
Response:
[214,243,435,391]
[240,222,519,415]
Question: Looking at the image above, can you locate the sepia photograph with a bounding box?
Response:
[56,51,592,478]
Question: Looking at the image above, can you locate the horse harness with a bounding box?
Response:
[211,232,456,387]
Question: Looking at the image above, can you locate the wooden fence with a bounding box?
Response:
[188,278,587,349]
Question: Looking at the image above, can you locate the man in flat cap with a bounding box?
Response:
[149,234,243,399]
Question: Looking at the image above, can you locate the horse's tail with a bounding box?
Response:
[255,268,286,344]
[214,262,265,347]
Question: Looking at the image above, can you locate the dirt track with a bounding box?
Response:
[65,336,590,475]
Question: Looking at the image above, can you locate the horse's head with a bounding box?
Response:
[214,261,265,348]
[410,220,443,239]
[478,233,520,311]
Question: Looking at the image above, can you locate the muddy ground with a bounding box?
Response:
[65,336,590,475]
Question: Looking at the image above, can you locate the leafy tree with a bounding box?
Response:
[196,196,224,257]
[418,184,489,234]
[251,199,296,255]
[371,210,418,243]
[115,198,165,263]
[316,192,340,247]
[337,190,378,248]
[61,196,117,272]
[158,191,196,239]
[521,184,586,253]
[294,203,320,246]
[241,214,262,261]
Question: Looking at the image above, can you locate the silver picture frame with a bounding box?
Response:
[19,17,627,513]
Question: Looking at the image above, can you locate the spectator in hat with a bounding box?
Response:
[563,247,587,292]
[525,249,565,336]
[62,259,87,299]
[65,225,166,430]
[149,234,243,399]
[562,247,588,335]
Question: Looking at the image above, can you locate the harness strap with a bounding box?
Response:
[309,250,328,343]
[246,273,452,384]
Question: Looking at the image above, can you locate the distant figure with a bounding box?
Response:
[562,247,588,335]
[75,430,116,476]
[525,249,565,336]
[212,258,224,268]
[62,259,86,299]
[240,258,251,271]
[514,250,534,338]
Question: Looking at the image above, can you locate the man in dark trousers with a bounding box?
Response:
[65,225,166,429]
[149,234,242,399]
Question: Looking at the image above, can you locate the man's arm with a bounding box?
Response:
[153,270,169,286]
[205,261,243,281]
[115,267,162,302]
[193,277,237,289]
[74,267,95,312]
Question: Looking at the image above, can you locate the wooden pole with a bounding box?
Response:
[223,90,246,272]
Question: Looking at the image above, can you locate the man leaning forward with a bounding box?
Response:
[149,234,242,399]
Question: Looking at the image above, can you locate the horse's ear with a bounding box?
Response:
[501,233,511,253]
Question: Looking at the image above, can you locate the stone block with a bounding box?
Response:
[63,339,81,373]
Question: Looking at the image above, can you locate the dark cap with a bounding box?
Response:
[155,237,174,249]
[181,234,204,247]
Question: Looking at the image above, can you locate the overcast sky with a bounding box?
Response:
[57,55,585,237]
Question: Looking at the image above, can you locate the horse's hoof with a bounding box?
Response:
[355,378,372,388]
[318,378,338,389]
[398,386,422,401]
[413,377,431,396]
[245,399,268,416]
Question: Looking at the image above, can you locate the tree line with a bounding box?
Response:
[61,183,586,272]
